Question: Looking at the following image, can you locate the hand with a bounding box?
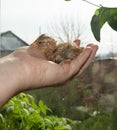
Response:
[13,43,98,89]
[0,42,98,107]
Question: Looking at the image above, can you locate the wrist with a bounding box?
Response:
[0,54,27,106]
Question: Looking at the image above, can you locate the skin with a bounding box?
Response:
[0,42,98,107]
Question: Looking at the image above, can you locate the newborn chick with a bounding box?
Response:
[31,34,57,59]
[31,34,83,63]
[50,43,83,63]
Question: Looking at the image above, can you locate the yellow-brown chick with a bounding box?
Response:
[31,34,57,59]
[31,34,83,63]
[50,43,83,63]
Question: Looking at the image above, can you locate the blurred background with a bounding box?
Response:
[0,0,117,122]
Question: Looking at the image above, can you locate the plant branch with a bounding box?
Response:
[82,0,100,7]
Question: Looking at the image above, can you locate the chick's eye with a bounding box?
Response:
[39,41,44,44]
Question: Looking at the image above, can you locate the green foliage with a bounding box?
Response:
[91,7,117,41]
[72,113,114,130]
[0,93,72,130]
[0,93,115,130]
[64,0,117,42]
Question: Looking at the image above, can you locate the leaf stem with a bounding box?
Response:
[82,0,100,7]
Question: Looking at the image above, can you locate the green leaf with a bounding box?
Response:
[39,100,47,115]
[91,7,117,41]
[108,15,117,31]
[54,125,71,130]
[6,106,14,113]
[95,10,99,16]
[39,100,44,107]
[0,113,4,123]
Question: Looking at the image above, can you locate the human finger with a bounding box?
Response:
[60,46,93,79]
[77,44,98,75]
[73,39,81,46]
